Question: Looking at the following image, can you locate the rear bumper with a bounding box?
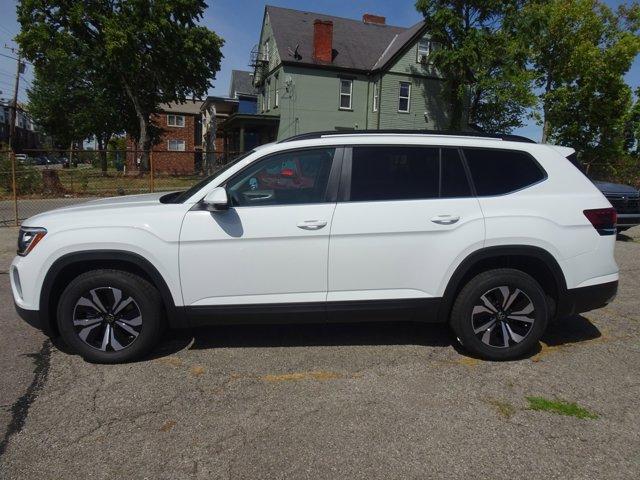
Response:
[561,280,618,317]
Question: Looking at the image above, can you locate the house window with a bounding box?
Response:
[263,40,270,63]
[339,79,352,110]
[417,38,430,63]
[167,114,185,127]
[267,79,272,110]
[274,75,279,108]
[168,139,186,151]
[373,80,379,112]
[398,82,411,113]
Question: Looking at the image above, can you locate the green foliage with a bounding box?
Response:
[624,89,640,156]
[526,396,598,420]
[521,0,640,162]
[414,0,536,132]
[0,156,43,195]
[16,0,224,169]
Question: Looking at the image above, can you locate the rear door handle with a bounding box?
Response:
[297,220,327,230]
[431,215,460,225]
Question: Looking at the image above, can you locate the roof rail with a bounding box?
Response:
[278,130,536,144]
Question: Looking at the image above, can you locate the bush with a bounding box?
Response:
[0,155,44,195]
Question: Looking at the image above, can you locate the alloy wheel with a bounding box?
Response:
[72,287,143,352]
[471,286,536,349]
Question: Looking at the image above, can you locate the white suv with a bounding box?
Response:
[11,132,619,363]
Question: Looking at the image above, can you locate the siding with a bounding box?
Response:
[388,34,440,78]
[275,66,369,140]
[378,73,449,130]
[254,12,281,86]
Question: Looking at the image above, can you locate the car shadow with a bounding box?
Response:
[147,313,602,362]
[145,320,454,360]
[616,232,634,242]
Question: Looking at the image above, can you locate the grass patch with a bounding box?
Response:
[526,396,598,419]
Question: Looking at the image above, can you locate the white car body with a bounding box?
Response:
[11,133,618,344]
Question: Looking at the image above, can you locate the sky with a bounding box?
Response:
[0,0,638,140]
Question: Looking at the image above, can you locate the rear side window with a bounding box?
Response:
[350,146,471,201]
[463,148,545,196]
[441,148,472,198]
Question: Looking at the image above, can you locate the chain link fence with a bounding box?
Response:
[0,148,243,226]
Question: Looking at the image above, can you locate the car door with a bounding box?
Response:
[180,147,342,308]
[327,145,485,305]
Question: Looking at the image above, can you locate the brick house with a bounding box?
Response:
[126,100,203,174]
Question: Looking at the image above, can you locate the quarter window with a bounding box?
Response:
[167,114,185,127]
[228,148,335,206]
[398,82,411,113]
[339,79,353,110]
[168,139,186,151]
[463,148,546,196]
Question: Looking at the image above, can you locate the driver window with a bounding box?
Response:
[227,148,335,206]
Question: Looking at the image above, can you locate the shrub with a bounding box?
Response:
[0,155,43,195]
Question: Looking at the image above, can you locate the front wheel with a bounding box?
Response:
[57,269,164,363]
[450,269,548,361]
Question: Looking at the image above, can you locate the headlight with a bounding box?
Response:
[17,227,47,256]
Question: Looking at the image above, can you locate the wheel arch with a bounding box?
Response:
[438,245,568,323]
[40,250,184,336]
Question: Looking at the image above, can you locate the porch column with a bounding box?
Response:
[239,126,245,153]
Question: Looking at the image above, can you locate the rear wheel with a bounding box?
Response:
[450,269,548,360]
[57,269,164,363]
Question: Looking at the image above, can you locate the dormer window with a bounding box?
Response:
[417,38,430,64]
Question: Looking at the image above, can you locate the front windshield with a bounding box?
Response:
[166,151,255,203]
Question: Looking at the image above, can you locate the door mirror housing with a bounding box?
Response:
[202,187,229,211]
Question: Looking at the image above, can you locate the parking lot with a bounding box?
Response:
[0,226,639,479]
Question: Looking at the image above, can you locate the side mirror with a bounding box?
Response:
[202,186,229,211]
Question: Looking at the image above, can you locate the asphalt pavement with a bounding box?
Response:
[1,226,639,479]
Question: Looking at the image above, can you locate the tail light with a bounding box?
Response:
[584,208,617,235]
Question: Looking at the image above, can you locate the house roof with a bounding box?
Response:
[372,21,427,70]
[266,5,420,72]
[158,100,204,115]
[229,70,259,98]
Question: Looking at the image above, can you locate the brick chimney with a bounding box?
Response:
[313,19,333,63]
[363,14,386,25]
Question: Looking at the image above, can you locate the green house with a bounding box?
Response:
[251,5,453,141]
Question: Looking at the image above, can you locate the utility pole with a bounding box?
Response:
[5,44,24,226]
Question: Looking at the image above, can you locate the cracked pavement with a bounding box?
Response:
[0,226,639,479]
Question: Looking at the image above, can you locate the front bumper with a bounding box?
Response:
[14,302,52,335]
[562,280,618,317]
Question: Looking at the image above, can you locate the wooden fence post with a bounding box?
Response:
[149,149,155,192]
[10,150,18,226]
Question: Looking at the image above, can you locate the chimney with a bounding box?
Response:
[363,14,386,25]
[313,19,333,63]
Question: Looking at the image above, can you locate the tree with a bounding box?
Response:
[415,0,536,132]
[624,88,640,156]
[27,56,127,172]
[522,0,640,161]
[17,0,224,170]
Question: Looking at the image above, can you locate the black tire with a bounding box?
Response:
[57,269,164,363]
[450,268,548,361]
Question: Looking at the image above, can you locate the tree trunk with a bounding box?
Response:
[448,78,464,131]
[541,75,553,143]
[96,134,111,175]
[122,78,151,171]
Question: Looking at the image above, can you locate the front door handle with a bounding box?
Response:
[297,220,327,230]
[431,215,460,225]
